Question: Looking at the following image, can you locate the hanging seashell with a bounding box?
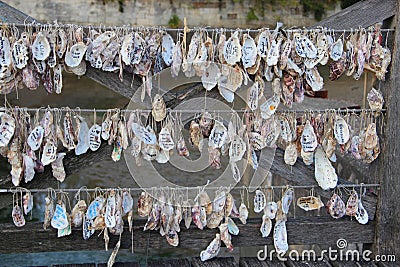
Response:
[202,63,220,91]
[281,187,293,214]
[138,191,153,217]
[260,214,272,237]
[86,196,105,220]
[41,139,57,166]
[367,88,384,111]
[355,198,368,224]
[51,153,66,182]
[326,193,346,219]
[264,201,278,220]
[23,153,35,183]
[260,95,280,120]
[71,200,87,227]
[242,34,257,68]
[305,67,324,91]
[131,123,157,145]
[334,116,350,145]
[219,222,233,252]
[51,202,69,230]
[254,190,266,213]
[364,123,378,150]
[200,233,221,261]
[247,82,259,111]
[256,30,270,58]
[12,204,25,227]
[0,112,15,147]
[224,31,241,65]
[171,41,182,78]
[273,220,288,255]
[314,146,338,190]
[297,196,324,211]
[330,38,343,61]
[23,192,33,215]
[229,135,246,162]
[301,120,318,152]
[65,42,87,68]
[227,217,239,236]
[267,37,282,66]
[208,120,228,149]
[346,190,358,216]
[151,94,166,122]
[75,116,90,155]
[161,33,175,66]
[105,190,117,228]
[43,196,54,230]
[27,125,44,151]
[158,127,174,151]
[88,123,102,151]
[239,202,248,224]
[12,38,28,69]
[32,32,50,61]
[64,112,76,150]
[284,142,297,166]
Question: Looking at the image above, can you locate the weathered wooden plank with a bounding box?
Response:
[285,258,332,267]
[239,257,285,267]
[147,259,190,267]
[0,1,35,23]
[330,260,378,267]
[191,257,238,267]
[0,217,374,254]
[98,263,140,267]
[311,0,396,29]
[374,1,400,259]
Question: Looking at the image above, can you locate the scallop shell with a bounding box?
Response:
[239,202,248,224]
[32,32,50,61]
[41,139,57,166]
[151,94,166,122]
[330,38,343,61]
[51,152,66,182]
[326,193,346,219]
[284,142,297,166]
[314,146,338,190]
[334,116,350,145]
[0,112,15,147]
[12,205,25,227]
[200,233,221,261]
[202,62,220,91]
[260,214,272,238]
[305,67,324,91]
[297,196,324,211]
[65,42,87,67]
[242,34,257,69]
[209,120,228,149]
[27,125,45,151]
[364,123,378,150]
[273,220,288,254]
[224,31,241,65]
[88,124,102,151]
[254,189,266,213]
[265,201,278,220]
[162,33,175,66]
[355,199,368,224]
[229,135,246,162]
[301,120,318,152]
[12,38,28,69]
[346,190,358,216]
[256,30,270,57]
[260,94,280,120]
[281,187,294,214]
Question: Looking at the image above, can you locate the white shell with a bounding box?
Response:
[239,202,248,224]
[51,203,69,230]
[0,112,15,147]
[231,161,241,182]
[23,154,35,183]
[330,38,343,61]
[32,32,50,61]
[162,33,175,66]
[223,31,241,65]
[121,33,133,65]
[201,63,220,91]
[53,64,63,94]
[257,30,270,57]
[200,233,221,261]
[267,38,282,66]
[88,124,102,151]
[208,120,228,148]
[229,135,246,162]
[334,116,350,145]
[247,81,259,111]
[301,120,317,152]
[158,127,174,151]
[260,95,280,119]
[218,87,235,103]
[75,117,90,156]
[273,220,288,254]
[355,199,369,224]
[41,140,57,166]
[281,188,294,214]
[265,202,278,219]
[12,39,28,69]
[27,126,44,151]
[260,214,272,237]
[105,192,116,228]
[305,67,324,91]
[12,205,25,227]
[227,217,239,235]
[254,190,266,213]
[284,142,297,166]
[131,123,157,145]
[314,146,338,190]
[0,37,11,67]
[101,118,112,140]
[242,34,257,68]
[65,42,87,67]
[171,41,182,78]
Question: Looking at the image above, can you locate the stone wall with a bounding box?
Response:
[3,0,341,28]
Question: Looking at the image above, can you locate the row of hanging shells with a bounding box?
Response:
[0,23,390,102]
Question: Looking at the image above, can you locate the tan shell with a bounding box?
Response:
[346,190,358,216]
[206,211,223,229]
[364,123,378,150]
[199,191,213,215]
[201,63,220,91]
[367,88,384,111]
[301,149,314,165]
[151,94,166,122]
[189,121,203,151]
[51,153,66,182]
[284,142,297,165]
[297,196,324,211]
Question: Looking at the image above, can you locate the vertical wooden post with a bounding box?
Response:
[374,2,400,258]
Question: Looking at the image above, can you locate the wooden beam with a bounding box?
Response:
[374,1,400,258]
[311,0,396,29]
[0,217,375,254]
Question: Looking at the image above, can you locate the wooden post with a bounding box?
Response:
[374,1,400,258]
